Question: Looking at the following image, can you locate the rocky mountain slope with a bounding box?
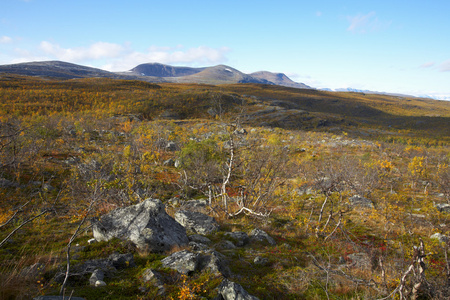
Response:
[0,60,312,89]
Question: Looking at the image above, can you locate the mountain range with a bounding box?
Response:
[0,61,312,89]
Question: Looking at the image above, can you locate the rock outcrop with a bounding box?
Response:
[175,210,219,234]
[93,198,189,252]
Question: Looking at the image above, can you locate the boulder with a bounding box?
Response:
[198,250,231,277]
[430,233,449,243]
[175,210,219,235]
[349,195,374,209]
[216,279,260,300]
[161,250,198,275]
[189,234,212,244]
[89,269,104,286]
[141,268,165,295]
[224,231,249,247]
[181,199,209,213]
[249,229,276,246]
[93,198,189,252]
[108,252,135,269]
[436,203,450,213]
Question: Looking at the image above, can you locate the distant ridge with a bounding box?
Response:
[250,71,311,89]
[0,60,313,89]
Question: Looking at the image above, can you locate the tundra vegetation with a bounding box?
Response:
[0,74,450,299]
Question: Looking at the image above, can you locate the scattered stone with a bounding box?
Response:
[249,229,276,246]
[253,256,269,266]
[108,252,135,269]
[349,195,374,209]
[189,241,210,251]
[198,250,231,277]
[189,234,212,244]
[95,280,107,287]
[217,240,236,250]
[430,233,449,243]
[175,210,219,235]
[166,141,178,151]
[224,231,249,247]
[141,268,166,295]
[181,199,209,213]
[161,250,198,275]
[436,203,450,213]
[92,198,189,252]
[216,279,260,300]
[163,158,175,166]
[89,269,104,286]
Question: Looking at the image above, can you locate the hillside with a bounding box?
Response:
[0,60,312,89]
[0,75,450,299]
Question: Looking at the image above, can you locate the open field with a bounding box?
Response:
[1,75,450,299]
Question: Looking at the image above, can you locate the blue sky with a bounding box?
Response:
[1,0,450,99]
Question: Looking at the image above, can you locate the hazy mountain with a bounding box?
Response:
[250,71,311,89]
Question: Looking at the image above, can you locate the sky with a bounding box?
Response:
[1,0,450,99]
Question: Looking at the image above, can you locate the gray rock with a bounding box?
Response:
[198,250,231,277]
[249,229,276,246]
[95,280,106,287]
[141,268,166,295]
[253,256,269,266]
[175,210,219,235]
[189,234,212,244]
[217,240,236,250]
[93,198,189,252]
[349,195,374,209]
[217,279,260,300]
[430,233,449,243]
[163,158,175,166]
[436,203,450,213]
[166,141,178,151]
[161,250,198,274]
[108,252,135,269]
[189,241,210,251]
[181,199,209,212]
[224,232,249,247]
[89,269,104,286]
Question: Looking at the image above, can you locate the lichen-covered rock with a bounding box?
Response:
[216,279,260,300]
[92,198,189,252]
[161,250,198,274]
[175,210,219,235]
[224,231,249,247]
[349,195,374,209]
[198,250,231,277]
[249,229,276,246]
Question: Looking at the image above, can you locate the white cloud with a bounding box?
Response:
[346,12,391,33]
[420,61,435,68]
[39,41,125,62]
[0,36,12,44]
[439,60,450,72]
[102,45,231,71]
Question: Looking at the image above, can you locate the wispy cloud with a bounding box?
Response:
[102,45,230,71]
[0,36,12,44]
[39,41,125,62]
[346,12,391,33]
[420,61,435,68]
[9,41,231,71]
[439,60,450,72]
